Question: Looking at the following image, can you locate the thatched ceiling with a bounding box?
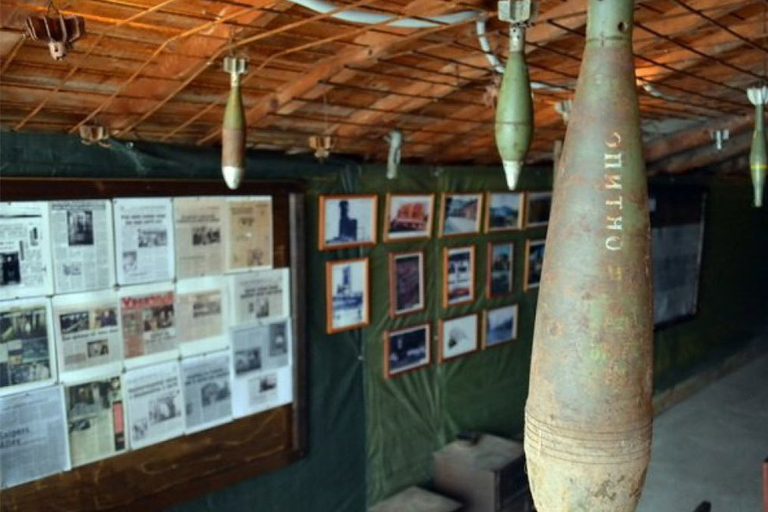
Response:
[1,0,766,173]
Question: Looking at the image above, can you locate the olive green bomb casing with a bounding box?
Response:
[524,1,653,511]
[222,57,248,190]
[494,1,535,190]
[747,86,767,208]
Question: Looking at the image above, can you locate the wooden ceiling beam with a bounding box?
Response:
[109,0,393,139]
[11,0,182,131]
[635,13,766,82]
[649,130,752,174]
[184,1,485,145]
[644,113,754,163]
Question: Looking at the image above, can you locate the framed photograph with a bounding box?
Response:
[389,251,425,317]
[487,242,514,298]
[443,246,475,308]
[525,192,552,228]
[319,195,378,250]
[483,305,518,348]
[439,193,483,237]
[439,313,478,362]
[485,192,524,232]
[383,194,434,242]
[525,239,546,291]
[384,323,431,378]
[326,258,370,334]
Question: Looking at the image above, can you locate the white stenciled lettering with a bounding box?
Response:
[606,196,624,209]
[606,132,622,148]
[606,236,623,251]
[606,216,623,230]
[605,174,622,189]
[604,152,623,169]
[604,133,624,253]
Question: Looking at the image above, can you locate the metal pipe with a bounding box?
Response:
[285,0,480,28]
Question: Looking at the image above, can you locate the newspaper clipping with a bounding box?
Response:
[114,198,175,285]
[232,364,293,419]
[174,197,225,278]
[50,200,115,294]
[181,352,232,434]
[125,360,184,449]
[231,319,293,418]
[0,299,55,396]
[53,291,122,376]
[65,374,127,467]
[119,285,178,362]
[176,278,226,356]
[226,198,273,272]
[230,268,290,325]
[0,385,70,489]
[0,202,53,300]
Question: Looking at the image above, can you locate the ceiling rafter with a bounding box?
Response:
[185,1,486,145]
[1,0,765,171]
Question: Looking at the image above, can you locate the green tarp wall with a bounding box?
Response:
[2,132,767,510]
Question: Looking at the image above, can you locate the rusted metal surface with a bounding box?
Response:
[524,1,653,511]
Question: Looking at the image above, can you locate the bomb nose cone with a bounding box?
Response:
[222,165,244,190]
[502,160,522,190]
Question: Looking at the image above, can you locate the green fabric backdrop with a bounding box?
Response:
[357,163,552,503]
[2,132,767,510]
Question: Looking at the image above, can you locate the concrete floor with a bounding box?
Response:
[637,351,768,512]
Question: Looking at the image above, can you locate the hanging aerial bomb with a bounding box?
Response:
[494,0,536,190]
[747,86,767,208]
[222,57,248,190]
[524,2,653,512]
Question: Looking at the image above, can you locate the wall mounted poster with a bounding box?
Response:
[383,194,434,242]
[229,268,291,325]
[525,239,546,291]
[119,283,178,368]
[50,200,116,294]
[226,197,273,272]
[176,277,227,357]
[384,323,430,378]
[0,297,56,397]
[64,373,127,467]
[0,385,70,489]
[650,187,707,326]
[483,305,518,348]
[487,242,514,298]
[485,192,524,232]
[319,195,377,250]
[0,201,53,300]
[181,351,233,434]
[440,193,482,237]
[53,290,122,379]
[439,313,478,362]
[389,251,425,317]
[525,192,552,228]
[173,197,225,278]
[326,258,370,334]
[114,198,175,286]
[124,360,184,450]
[443,246,475,308]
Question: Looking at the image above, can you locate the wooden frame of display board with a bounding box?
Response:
[0,177,308,512]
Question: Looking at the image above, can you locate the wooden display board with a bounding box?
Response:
[0,177,307,512]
